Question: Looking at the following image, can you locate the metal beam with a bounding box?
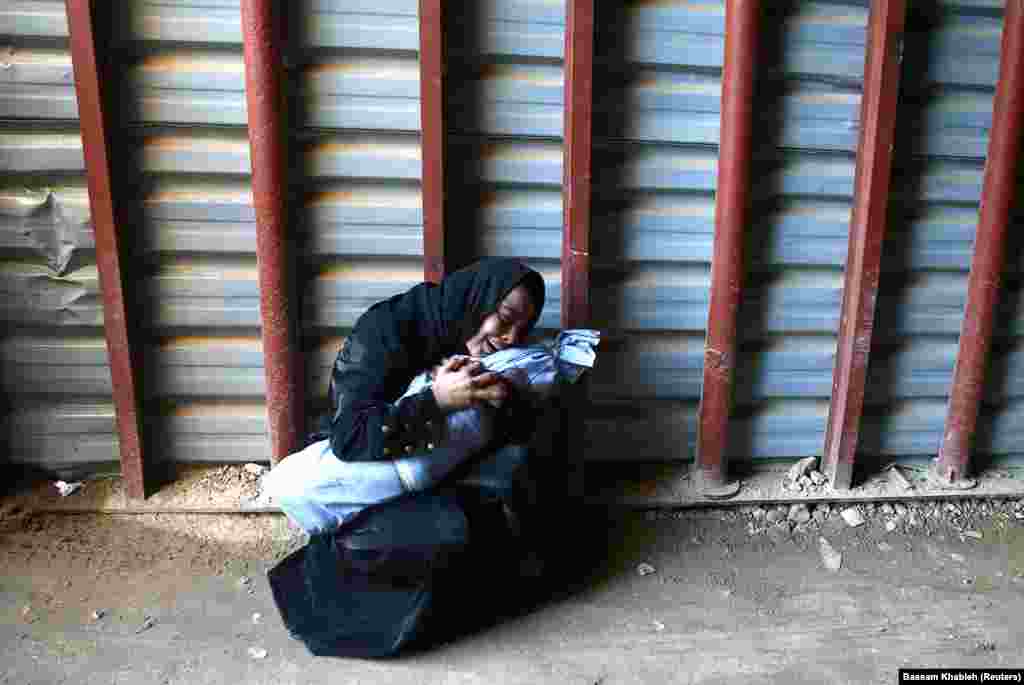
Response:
[240,0,304,464]
[694,0,759,498]
[561,0,594,500]
[561,0,593,331]
[935,0,1024,487]
[822,0,907,490]
[65,0,149,499]
[420,0,447,283]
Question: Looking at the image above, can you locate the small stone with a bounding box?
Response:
[809,470,826,486]
[787,456,819,484]
[248,647,268,660]
[90,609,105,621]
[788,504,811,524]
[765,509,783,524]
[20,606,34,623]
[879,503,895,516]
[963,530,983,540]
[819,537,842,572]
[888,466,913,491]
[637,563,656,576]
[243,463,265,476]
[238,576,251,587]
[877,542,894,552]
[252,612,262,624]
[840,507,866,527]
[885,520,898,532]
[719,589,733,598]
[652,620,666,632]
[135,616,155,634]
[950,553,965,563]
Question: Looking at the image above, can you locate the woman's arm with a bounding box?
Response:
[328,336,446,462]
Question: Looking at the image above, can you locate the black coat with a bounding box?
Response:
[271,259,555,658]
[326,258,546,462]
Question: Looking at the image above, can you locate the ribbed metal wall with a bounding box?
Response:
[2,0,1019,475]
[458,0,1017,467]
[0,3,114,475]
[570,1,1015,466]
[124,0,427,463]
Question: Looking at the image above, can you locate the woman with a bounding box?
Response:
[268,257,549,534]
[268,258,558,657]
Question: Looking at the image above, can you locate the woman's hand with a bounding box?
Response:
[431,355,508,412]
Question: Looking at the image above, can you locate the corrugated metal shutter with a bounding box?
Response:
[451,0,1014,467]
[0,3,119,475]
[572,1,1012,467]
[108,0,426,463]
[4,0,1018,477]
[862,3,1020,467]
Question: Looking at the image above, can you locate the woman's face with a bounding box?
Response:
[465,285,537,358]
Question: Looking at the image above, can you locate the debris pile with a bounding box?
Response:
[782,456,829,494]
[735,496,1023,543]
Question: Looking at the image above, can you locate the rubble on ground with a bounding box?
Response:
[726,496,1024,544]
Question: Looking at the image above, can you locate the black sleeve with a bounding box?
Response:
[328,336,446,462]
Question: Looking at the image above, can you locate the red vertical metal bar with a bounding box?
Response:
[695,0,759,493]
[561,0,594,500]
[562,0,594,330]
[65,0,149,499]
[822,0,907,490]
[241,0,304,464]
[935,0,1024,485]
[420,0,447,283]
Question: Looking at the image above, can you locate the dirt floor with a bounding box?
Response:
[2,480,1024,685]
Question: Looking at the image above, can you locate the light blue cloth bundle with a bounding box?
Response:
[264,329,600,534]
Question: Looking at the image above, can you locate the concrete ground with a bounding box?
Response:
[2,499,1023,685]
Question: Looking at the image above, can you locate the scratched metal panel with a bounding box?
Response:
[0,10,119,472]
[99,0,435,464]
[568,2,1007,462]
[7,0,1017,471]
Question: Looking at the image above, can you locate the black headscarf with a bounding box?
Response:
[327,258,545,459]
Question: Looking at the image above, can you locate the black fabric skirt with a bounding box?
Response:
[268,443,548,658]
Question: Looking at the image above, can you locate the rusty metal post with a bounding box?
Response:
[934,0,1024,488]
[420,0,447,283]
[694,0,760,498]
[562,0,593,331]
[240,0,304,464]
[822,0,907,490]
[561,0,594,499]
[66,0,150,499]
